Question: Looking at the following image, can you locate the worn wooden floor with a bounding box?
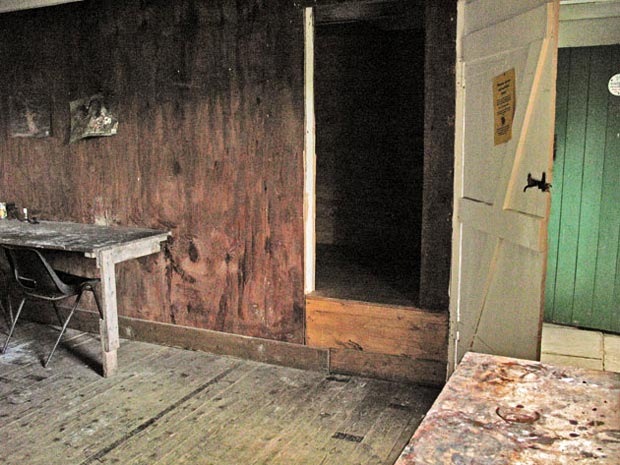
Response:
[0,320,439,465]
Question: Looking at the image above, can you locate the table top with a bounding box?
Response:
[395,352,620,465]
[0,219,170,255]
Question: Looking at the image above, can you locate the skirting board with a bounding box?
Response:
[23,307,329,373]
[22,307,446,386]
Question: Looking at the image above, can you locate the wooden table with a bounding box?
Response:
[0,220,170,377]
[395,352,620,464]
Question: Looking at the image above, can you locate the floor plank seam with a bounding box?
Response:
[79,362,242,465]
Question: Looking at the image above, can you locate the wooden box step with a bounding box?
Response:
[306,295,448,385]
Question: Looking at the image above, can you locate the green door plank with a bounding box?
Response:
[609,47,620,334]
[613,228,620,333]
[545,48,571,322]
[592,47,620,328]
[572,46,612,327]
[545,44,620,333]
[593,45,620,332]
[552,47,590,325]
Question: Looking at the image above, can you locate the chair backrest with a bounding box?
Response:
[2,246,71,297]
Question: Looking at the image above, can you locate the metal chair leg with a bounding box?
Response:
[1,297,26,354]
[43,292,83,368]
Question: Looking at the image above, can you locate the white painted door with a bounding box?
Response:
[450,0,559,370]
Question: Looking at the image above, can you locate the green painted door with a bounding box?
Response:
[545,45,620,333]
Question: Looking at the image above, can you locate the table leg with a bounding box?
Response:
[101,349,118,376]
[97,250,120,377]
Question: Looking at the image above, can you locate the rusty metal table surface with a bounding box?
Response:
[395,352,620,465]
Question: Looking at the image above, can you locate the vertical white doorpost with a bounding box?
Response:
[304,7,316,295]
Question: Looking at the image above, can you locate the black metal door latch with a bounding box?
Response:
[523,172,551,192]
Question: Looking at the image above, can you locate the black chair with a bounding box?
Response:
[1,246,103,367]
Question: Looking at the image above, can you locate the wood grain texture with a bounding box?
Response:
[306,296,448,362]
[330,349,446,386]
[418,0,457,311]
[0,0,305,342]
[0,0,457,359]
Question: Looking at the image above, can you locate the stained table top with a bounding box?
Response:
[396,352,620,464]
[0,220,170,255]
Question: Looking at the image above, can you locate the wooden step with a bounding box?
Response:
[306,295,448,385]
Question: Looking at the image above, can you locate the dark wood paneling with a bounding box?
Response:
[418,1,456,312]
[0,0,457,363]
[0,0,305,342]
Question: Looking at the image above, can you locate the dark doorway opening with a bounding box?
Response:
[313,6,425,307]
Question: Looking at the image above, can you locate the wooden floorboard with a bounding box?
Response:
[0,320,439,465]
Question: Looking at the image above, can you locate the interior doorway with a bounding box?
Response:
[310,2,425,307]
[302,1,452,386]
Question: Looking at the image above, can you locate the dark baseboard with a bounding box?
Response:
[24,307,329,373]
[23,306,446,386]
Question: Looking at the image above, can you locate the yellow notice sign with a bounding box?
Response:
[493,68,516,145]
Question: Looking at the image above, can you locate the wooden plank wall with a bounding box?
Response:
[545,45,620,333]
[0,0,305,343]
[0,0,457,369]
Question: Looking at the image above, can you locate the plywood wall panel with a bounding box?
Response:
[0,0,305,343]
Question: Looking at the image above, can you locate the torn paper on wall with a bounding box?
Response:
[9,92,51,138]
[70,94,118,143]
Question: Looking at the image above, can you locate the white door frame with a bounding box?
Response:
[303,7,316,295]
[448,0,466,375]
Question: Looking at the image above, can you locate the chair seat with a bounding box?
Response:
[55,270,99,289]
[21,270,99,301]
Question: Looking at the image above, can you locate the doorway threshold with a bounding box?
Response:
[305,294,448,385]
